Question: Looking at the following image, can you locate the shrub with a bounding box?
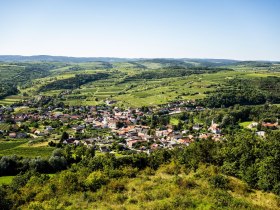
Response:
[107,180,126,193]
[213,190,232,207]
[51,148,64,157]
[0,187,12,210]
[141,167,155,176]
[273,183,280,196]
[58,171,80,193]
[209,174,229,189]
[171,195,196,209]
[29,158,51,173]
[159,161,180,175]
[84,171,108,191]
[49,156,67,172]
[26,201,44,210]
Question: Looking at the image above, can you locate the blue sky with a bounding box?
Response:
[0,0,279,60]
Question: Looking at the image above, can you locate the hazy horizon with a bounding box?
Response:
[1,54,280,62]
[1,0,279,60]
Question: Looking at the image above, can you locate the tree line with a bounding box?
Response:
[39,73,109,92]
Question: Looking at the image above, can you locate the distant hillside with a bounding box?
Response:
[0,55,131,63]
[0,56,279,69]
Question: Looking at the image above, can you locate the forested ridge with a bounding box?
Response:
[39,73,110,92]
[0,63,59,99]
[124,67,231,81]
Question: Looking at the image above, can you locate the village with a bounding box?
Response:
[0,96,279,155]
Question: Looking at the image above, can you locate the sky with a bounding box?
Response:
[0,0,279,60]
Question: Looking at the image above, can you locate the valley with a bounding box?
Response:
[0,57,280,209]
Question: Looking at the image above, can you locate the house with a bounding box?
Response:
[34,130,45,136]
[73,140,81,146]
[99,146,110,152]
[208,120,221,134]
[150,143,160,150]
[71,115,81,120]
[256,131,265,138]
[248,122,258,129]
[178,138,192,146]
[45,126,53,132]
[155,130,170,137]
[182,130,189,134]
[127,139,146,148]
[108,120,117,129]
[84,118,95,124]
[63,139,75,144]
[262,122,278,128]
[72,125,85,132]
[199,133,209,139]
[17,132,28,138]
[9,132,17,138]
[83,141,94,148]
[192,124,201,131]
[53,112,63,118]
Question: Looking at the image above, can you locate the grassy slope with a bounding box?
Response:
[21,164,280,210]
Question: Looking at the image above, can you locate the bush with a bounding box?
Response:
[0,155,19,176]
[213,190,232,207]
[49,156,67,172]
[159,161,180,175]
[273,183,280,196]
[171,195,196,209]
[84,171,108,191]
[209,174,229,189]
[0,187,12,210]
[107,180,126,193]
[51,148,64,157]
[29,158,51,173]
[58,171,80,193]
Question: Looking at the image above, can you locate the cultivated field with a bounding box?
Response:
[0,140,54,158]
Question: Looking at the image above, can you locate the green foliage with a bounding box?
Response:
[123,67,228,81]
[0,63,58,99]
[84,171,108,191]
[39,73,109,91]
[209,174,229,189]
[0,187,12,210]
[1,163,278,209]
[203,77,280,107]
